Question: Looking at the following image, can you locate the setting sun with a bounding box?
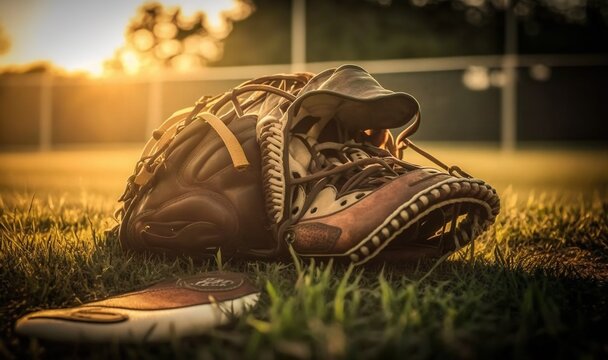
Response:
[0,0,249,75]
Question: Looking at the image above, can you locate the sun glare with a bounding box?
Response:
[86,63,105,78]
[0,0,251,76]
[120,50,142,75]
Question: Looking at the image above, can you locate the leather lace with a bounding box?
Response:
[284,139,414,228]
[116,73,312,220]
[395,112,472,178]
[278,112,473,240]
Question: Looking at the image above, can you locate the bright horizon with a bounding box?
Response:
[0,0,240,75]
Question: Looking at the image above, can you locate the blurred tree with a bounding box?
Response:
[0,24,10,55]
[363,0,608,54]
[213,0,292,66]
[104,1,254,74]
[368,0,608,26]
[306,0,503,61]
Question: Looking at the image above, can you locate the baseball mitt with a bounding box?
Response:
[115,65,500,264]
[116,72,313,257]
[257,65,500,264]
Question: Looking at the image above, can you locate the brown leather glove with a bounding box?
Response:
[116,73,313,258]
[258,65,500,264]
[116,65,500,264]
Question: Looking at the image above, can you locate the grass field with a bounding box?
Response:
[1,145,607,359]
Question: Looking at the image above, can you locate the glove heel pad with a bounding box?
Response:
[121,191,240,256]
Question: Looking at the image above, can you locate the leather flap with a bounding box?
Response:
[292,64,419,130]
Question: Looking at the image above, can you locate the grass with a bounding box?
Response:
[0,146,607,359]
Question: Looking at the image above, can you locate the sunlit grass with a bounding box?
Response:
[0,147,607,358]
[1,144,606,197]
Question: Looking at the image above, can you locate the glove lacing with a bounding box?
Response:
[275,112,477,252]
[116,74,313,221]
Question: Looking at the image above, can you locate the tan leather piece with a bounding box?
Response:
[196,112,250,170]
[29,272,259,315]
[15,272,260,342]
[86,272,259,311]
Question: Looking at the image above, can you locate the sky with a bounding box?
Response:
[0,0,237,74]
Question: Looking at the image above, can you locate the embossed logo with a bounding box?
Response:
[192,277,234,288]
[178,273,244,292]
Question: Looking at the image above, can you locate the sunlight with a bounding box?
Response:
[103,0,253,76]
[87,63,105,78]
[201,0,234,29]
[0,0,252,76]
[120,49,141,75]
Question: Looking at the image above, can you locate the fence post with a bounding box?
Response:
[146,74,163,139]
[291,0,306,72]
[39,73,52,151]
[501,5,518,152]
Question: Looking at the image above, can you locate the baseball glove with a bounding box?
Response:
[116,72,314,257]
[115,65,500,264]
[258,65,500,264]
